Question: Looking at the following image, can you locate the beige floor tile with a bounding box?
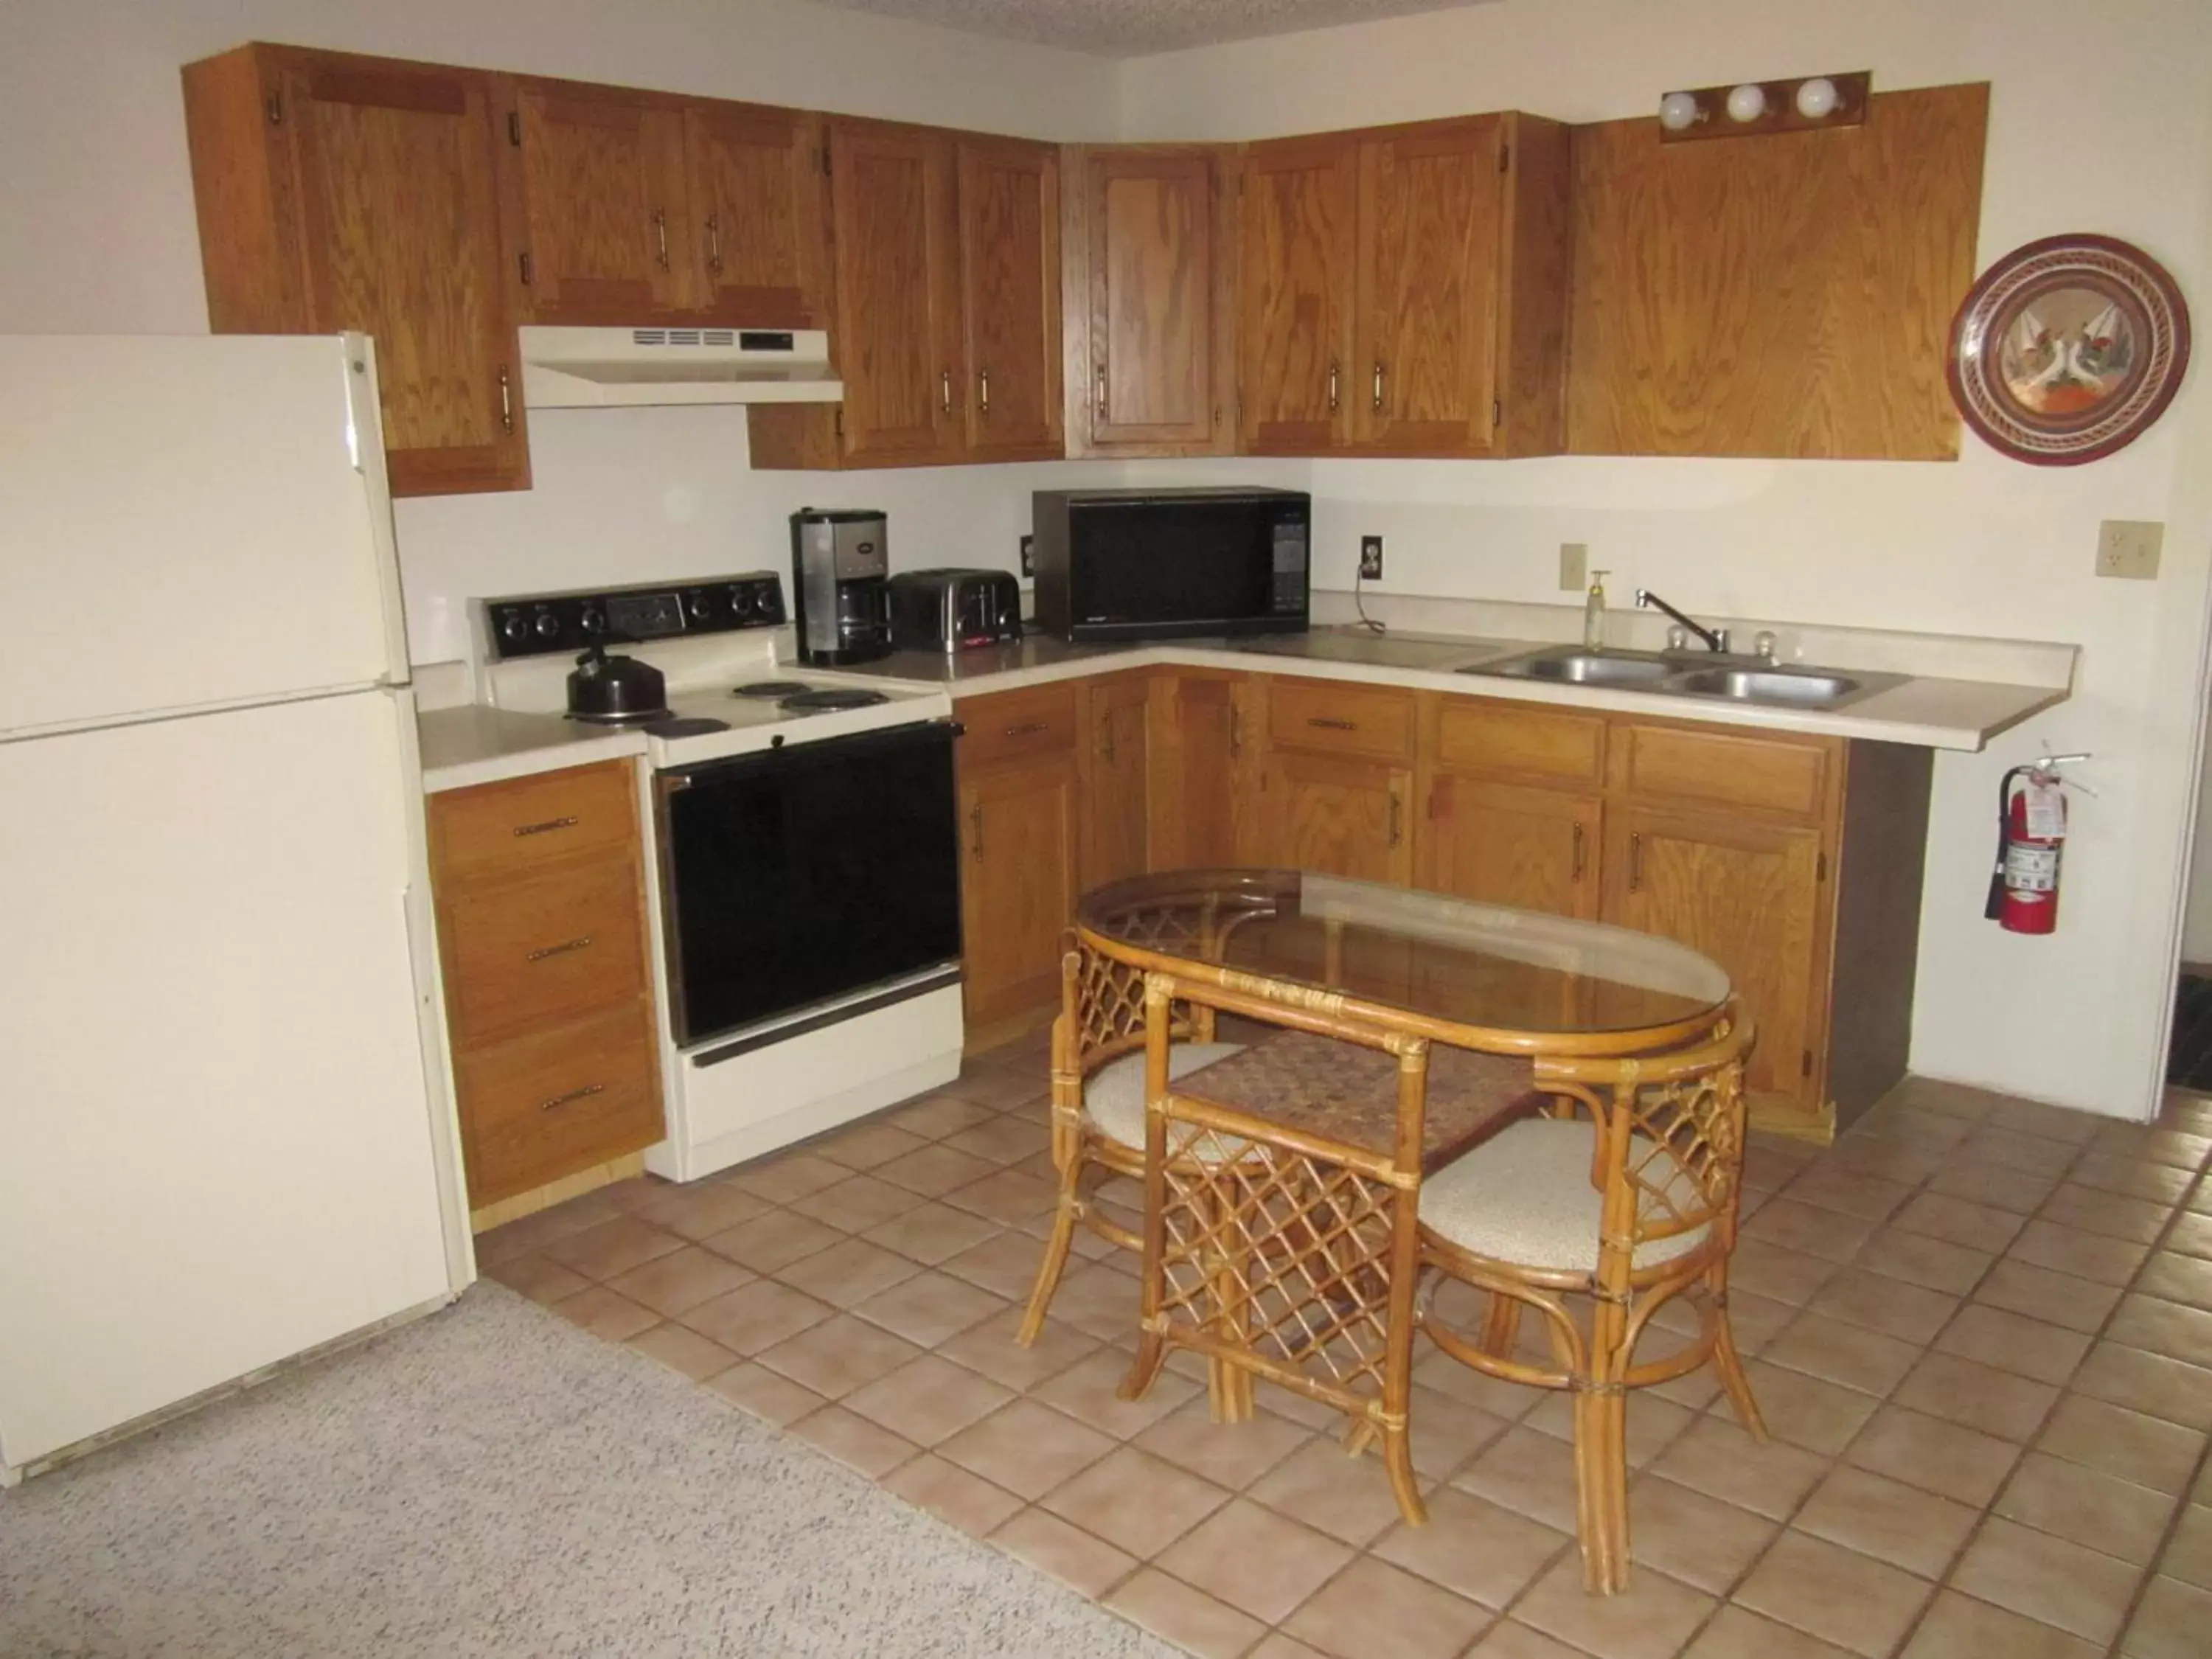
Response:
[1134,1397,1315,1491]
[2121,1573,2212,1659]
[481,1250,590,1306]
[1033,1347,1201,1439]
[1973,1258,2124,1334]
[474,1192,620,1262]
[624,1322,737,1381]
[698,1209,843,1275]
[1994,1450,2178,1565]
[1465,1623,1596,1658]
[632,1180,773,1242]
[2159,1503,2212,1589]
[1958,1127,2079,1180]
[1733,1530,1934,1658]
[872,1143,1003,1199]
[1649,1415,1829,1519]
[1760,1311,1921,1397]
[1806,1267,1959,1345]
[2137,1251,2212,1312]
[2165,1211,2212,1259]
[938,1228,1061,1301]
[726,1152,851,1205]
[1891,1192,2027,1253]
[1927,1161,2056,1215]
[773,1237,924,1307]
[540,1215,687,1281]
[1453,1424,1583,1533]
[1623,1475,1778,1593]
[943,1062,1051,1112]
[603,1244,754,1318]
[851,1267,1008,1347]
[751,1312,922,1399]
[1041,1444,1232,1559]
[702,1360,822,1426]
[1899,1590,2101,1659]
[2069,1342,2212,1430]
[842,1353,1012,1446]
[939,1397,1116,1500]
[889,1092,999,1140]
[933,1307,1101,1391]
[1950,1517,2143,1646]
[1683,1605,1856,1659]
[1247,1436,1423,1547]
[1846,1406,2021,1508]
[1787,1167,1917,1223]
[2109,1293,2212,1368]
[2095,1124,2212,1169]
[1987,1099,2104,1144]
[1402,1385,1512,1477]
[2069,1153,2196,1205]
[1850,1228,1993,1297]
[1281,1556,1489,1659]
[1520,1389,1695,1471]
[882,1453,1023,1537]
[789,1404,919,1478]
[1933,1304,2091,1385]
[1103,1568,1265,1659]
[1150,1496,1354,1623]
[1793,1465,1978,1578]
[678,1279,834,1355]
[943,1114,1052,1166]
[1249,1636,1334,1659]
[942,1166,1062,1225]
[1744,1200,1878,1263]
[989,1506,1136,1599]
[2038,1184,2170,1245]
[1728,1242,1845,1305]
[1512,1554,1716,1659]
[2037,1393,2208,1494]
[1733,1360,1881,1455]
[549,1284,659,1342]
[1371,1486,1568,1607]
[859,1201,1003,1267]
[1824,1139,1948,1189]
[814,1120,933,1172]
[1891,1352,2058,1442]
[793,1173,931,1234]
[2006,1217,2150,1287]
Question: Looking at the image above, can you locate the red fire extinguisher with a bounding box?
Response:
[1985,754,2086,935]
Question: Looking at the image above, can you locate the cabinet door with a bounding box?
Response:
[1353,117,1505,454]
[830,122,965,467]
[958,138,1063,460]
[959,756,1078,1029]
[1152,674,1255,869]
[512,81,694,319]
[1081,677,1150,888]
[685,102,830,327]
[275,57,528,496]
[1238,136,1357,453]
[1423,775,1599,919]
[1078,149,1223,452]
[1267,750,1413,884]
[1604,806,1823,1110]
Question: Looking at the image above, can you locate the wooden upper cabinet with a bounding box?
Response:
[181,45,529,497]
[1237,135,1357,454]
[509,80,695,320]
[957,138,1063,460]
[1064,147,1234,456]
[685,103,830,327]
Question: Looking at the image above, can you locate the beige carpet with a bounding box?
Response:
[0,1283,1179,1658]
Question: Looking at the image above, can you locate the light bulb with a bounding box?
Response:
[1795,77,1840,119]
[1658,91,1700,132]
[1725,83,1767,123]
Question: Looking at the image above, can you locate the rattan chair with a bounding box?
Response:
[1416,1008,1763,1594]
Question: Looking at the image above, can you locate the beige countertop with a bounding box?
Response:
[416,704,647,794]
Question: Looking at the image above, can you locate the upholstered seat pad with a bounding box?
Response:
[1419,1119,1711,1274]
[1084,1043,1248,1148]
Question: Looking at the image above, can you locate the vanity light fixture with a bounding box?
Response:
[1655,70,1871,143]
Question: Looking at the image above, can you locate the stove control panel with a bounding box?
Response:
[482,571,787,659]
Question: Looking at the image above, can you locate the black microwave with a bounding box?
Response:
[1032,487,1310,641]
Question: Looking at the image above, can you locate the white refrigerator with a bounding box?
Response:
[0,334,470,1482]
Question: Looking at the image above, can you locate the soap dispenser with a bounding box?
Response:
[1583,570,1610,650]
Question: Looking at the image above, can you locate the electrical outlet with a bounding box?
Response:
[1559,542,1588,592]
[1019,534,1035,579]
[2096,519,2163,580]
[1359,535,1384,581]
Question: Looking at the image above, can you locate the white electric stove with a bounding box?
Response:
[470,573,965,1181]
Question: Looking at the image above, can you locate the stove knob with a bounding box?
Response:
[754,582,784,622]
[686,591,714,623]
[579,605,606,636]
[498,611,528,644]
[728,585,756,621]
[532,608,560,639]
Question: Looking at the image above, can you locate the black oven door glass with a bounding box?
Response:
[1070,500,1276,627]
[660,722,962,1046]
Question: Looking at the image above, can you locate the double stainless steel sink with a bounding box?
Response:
[1463,647,1903,711]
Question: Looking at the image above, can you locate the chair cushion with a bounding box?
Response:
[1084,1043,1246,1148]
[1419,1119,1711,1274]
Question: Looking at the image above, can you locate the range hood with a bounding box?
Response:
[518,325,842,408]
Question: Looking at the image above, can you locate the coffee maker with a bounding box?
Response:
[790,508,893,666]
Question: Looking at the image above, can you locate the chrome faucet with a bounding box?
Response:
[1635,588,1730,654]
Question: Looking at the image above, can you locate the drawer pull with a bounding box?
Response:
[1629,832,1644,893]
[526,935,593,963]
[653,208,670,271]
[512,815,579,838]
[538,1082,605,1113]
[1388,792,1403,849]
[1307,717,1357,732]
[1571,822,1587,882]
[1003,720,1048,738]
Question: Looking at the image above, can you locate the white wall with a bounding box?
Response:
[1119,0,2212,1118]
[0,0,1121,661]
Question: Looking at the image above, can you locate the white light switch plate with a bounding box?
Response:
[2097,520,2163,580]
[1559,543,1588,591]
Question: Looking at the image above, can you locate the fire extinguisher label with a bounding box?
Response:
[2024,781,2066,839]
[2005,841,2060,892]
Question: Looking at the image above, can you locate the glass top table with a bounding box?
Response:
[1076,868,1733,1057]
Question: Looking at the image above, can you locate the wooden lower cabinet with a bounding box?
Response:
[1267,749,1414,883]
[1149,671,1258,869]
[959,753,1079,1032]
[1077,673,1151,888]
[1422,774,1601,919]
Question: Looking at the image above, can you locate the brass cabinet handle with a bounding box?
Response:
[526,936,592,963]
[1373,361,1385,412]
[1629,831,1644,892]
[653,208,670,271]
[512,815,577,838]
[1004,720,1048,738]
[1571,822,1587,882]
[1095,365,1109,417]
[969,804,984,857]
[538,1083,604,1113]
[1388,791,1403,849]
[498,365,513,434]
[941,369,953,416]
[978,367,991,418]
[1229,706,1243,757]
[1307,716,1357,731]
[1326,361,1340,413]
[705,213,723,274]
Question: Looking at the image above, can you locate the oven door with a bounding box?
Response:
[655,720,963,1048]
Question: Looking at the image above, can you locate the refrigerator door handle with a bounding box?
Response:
[341,335,412,689]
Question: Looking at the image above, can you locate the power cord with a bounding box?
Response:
[1353,563,1387,634]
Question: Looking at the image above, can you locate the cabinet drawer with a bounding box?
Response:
[1434,698,1604,785]
[1268,679,1414,761]
[457,1004,663,1206]
[958,682,1080,770]
[431,761,636,881]
[1614,723,1832,819]
[442,855,647,1046]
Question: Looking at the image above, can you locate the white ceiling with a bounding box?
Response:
[808,0,1500,57]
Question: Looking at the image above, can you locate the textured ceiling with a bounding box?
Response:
[809,0,1500,57]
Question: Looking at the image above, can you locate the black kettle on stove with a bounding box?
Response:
[567,639,668,723]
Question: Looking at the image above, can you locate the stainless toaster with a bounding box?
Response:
[888,568,1023,652]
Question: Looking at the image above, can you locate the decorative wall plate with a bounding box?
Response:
[1947,234,2190,465]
